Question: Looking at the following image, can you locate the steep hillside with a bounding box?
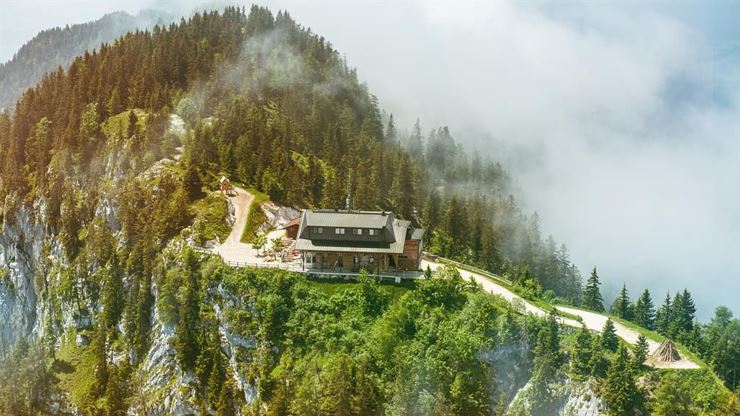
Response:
[0,10,172,111]
[0,6,736,415]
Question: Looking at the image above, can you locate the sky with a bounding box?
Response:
[2,0,740,319]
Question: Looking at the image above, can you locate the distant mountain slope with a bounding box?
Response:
[0,10,172,111]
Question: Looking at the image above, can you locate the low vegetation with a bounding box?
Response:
[192,192,231,245]
[240,187,270,243]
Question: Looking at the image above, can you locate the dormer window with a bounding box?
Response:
[315,227,323,234]
[368,229,377,236]
[335,228,345,235]
[352,228,363,235]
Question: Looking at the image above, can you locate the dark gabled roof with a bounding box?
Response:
[302,209,395,228]
[297,209,396,242]
[296,218,412,254]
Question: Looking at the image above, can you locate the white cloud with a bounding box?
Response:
[3,0,738,318]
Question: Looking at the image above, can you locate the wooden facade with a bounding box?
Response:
[295,209,424,273]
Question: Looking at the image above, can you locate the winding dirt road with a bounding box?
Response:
[213,198,700,369]
[421,258,700,369]
[214,186,258,264]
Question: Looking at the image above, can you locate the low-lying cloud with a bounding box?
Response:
[253,0,740,319]
[4,0,739,319]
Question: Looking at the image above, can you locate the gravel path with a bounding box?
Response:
[555,306,700,369]
[214,186,260,264]
[421,259,701,369]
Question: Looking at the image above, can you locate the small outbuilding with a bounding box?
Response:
[219,176,233,195]
[282,216,302,239]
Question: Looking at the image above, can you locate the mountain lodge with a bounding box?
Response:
[294,208,424,274]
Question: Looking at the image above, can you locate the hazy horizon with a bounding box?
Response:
[2,0,739,319]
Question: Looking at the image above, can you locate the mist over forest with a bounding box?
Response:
[1,2,739,414]
[4,2,740,320]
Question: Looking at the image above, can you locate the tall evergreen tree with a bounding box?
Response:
[610,283,633,321]
[571,325,593,377]
[655,292,672,335]
[632,335,649,370]
[601,318,618,352]
[632,289,655,330]
[582,267,604,312]
[183,163,204,202]
[604,345,640,416]
[589,335,608,378]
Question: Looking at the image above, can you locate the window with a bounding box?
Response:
[353,256,359,264]
[352,228,363,235]
[315,227,323,234]
[368,229,376,236]
[335,228,345,235]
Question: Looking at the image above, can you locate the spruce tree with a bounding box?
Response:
[91,323,109,398]
[655,293,672,335]
[101,255,124,330]
[632,334,649,370]
[582,267,604,312]
[104,365,127,416]
[571,325,593,377]
[127,110,138,139]
[175,253,201,371]
[674,289,696,333]
[610,283,633,321]
[183,163,204,202]
[601,318,618,352]
[589,335,608,378]
[215,382,236,416]
[633,289,655,330]
[604,345,640,416]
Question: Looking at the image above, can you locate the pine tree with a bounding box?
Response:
[528,336,557,414]
[127,110,138,139]
[385,114,397,143]
[101,255,124,330]
[604,345,640,416]
[207,349,227,406]
[215,381,236,416]
[673,289,696,333]
[601,318,618,352]
[589,335,608,378]
[655,292,672,335]
[633,289,655,330]
[91,323,109,398]
[175,252,201,371]
[104,365,127,416]
[183,163,204,202]
[632,334,649,370]
[571,325,593,377]
[582,267,604,312]
[610,283,633,321]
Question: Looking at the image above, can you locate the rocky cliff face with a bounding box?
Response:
[507,376,607,416]
[0,201,47,353]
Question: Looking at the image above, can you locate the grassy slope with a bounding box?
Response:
[554,303,711,370]
[192,192,231,245]
[240,187,270,243]
[435,258,720,381]
[102,109,147,137]
[435,258,583,322]
[306,277,417,303]
[55,329,98,410]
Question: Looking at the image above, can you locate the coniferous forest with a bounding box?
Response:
[0,6,737,415]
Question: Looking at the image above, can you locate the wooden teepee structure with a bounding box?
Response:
[653,339,681,362]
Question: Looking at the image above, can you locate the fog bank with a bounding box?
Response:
[4,0,739,319]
